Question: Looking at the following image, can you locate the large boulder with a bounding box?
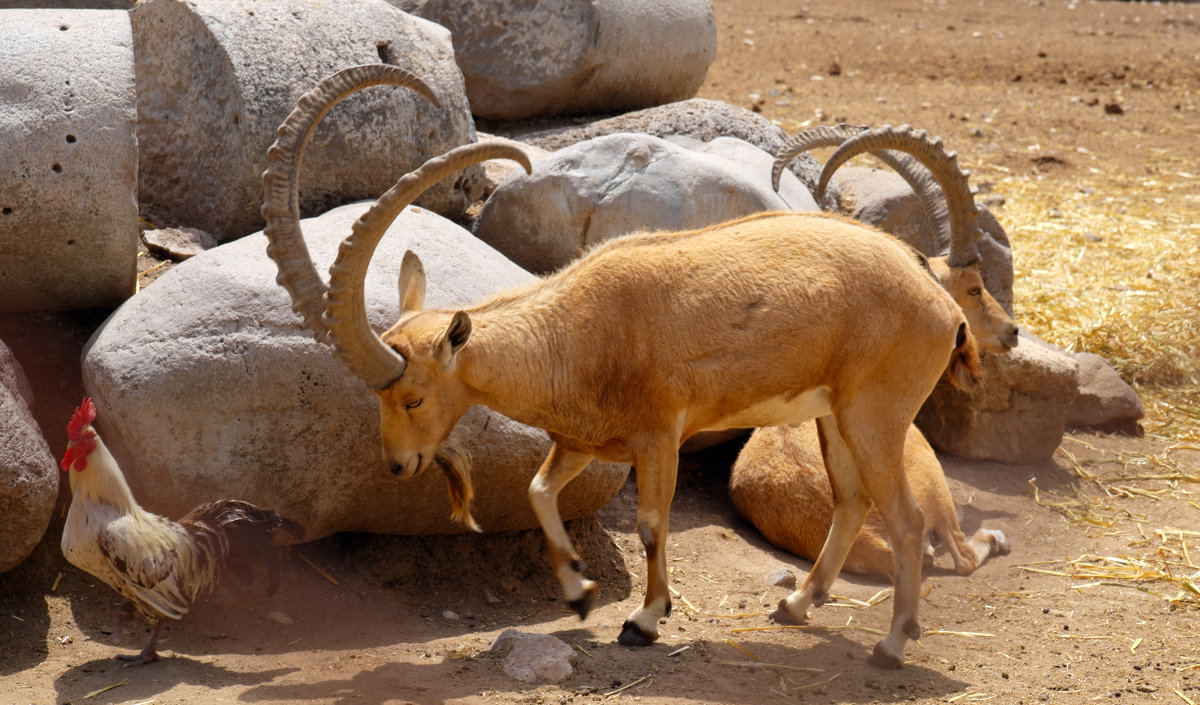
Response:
[917,333,1079,464]
[0,340,58,574]
[833,165,1015,314]
[494,98,830,202]
[130,0,478,242]
[473,132,819,274]
[398,0,716,120]
[0,9,138,312]
[82,202,629,541]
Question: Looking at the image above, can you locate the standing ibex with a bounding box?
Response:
[263,64,983,669]
[730,126,1017,580]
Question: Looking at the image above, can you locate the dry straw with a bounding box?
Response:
[970,158,1200,442]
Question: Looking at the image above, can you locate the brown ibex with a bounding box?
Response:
[734,126,1017,581]
[263,65,983,669]
[730,422,1011,580]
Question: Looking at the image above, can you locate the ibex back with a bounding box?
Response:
[262,65,982,669]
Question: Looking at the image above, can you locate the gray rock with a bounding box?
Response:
[473,133,817,274]
[496,98,829,201]
[130,0,478,242]
[833,165,1015,314]
[0,9,138,312]
[489,629,575,683]
[0,340,58,574]
[83,202,629,541]
[765,566,797,589]
[474,134,552,198]
[142,227,218,261]
[401,0,716,120]
[1068,352,1144,434]
[917,333,1079,464]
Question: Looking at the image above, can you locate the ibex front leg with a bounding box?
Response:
[529,445,599,618]
[618,440,680,646]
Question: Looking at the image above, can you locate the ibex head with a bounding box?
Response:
[774,124,1019,354]
[374,253,474,481]
[261,64,531,529]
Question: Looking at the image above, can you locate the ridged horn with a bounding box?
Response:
[773,125,951,249]
[771,124,868,192]
[261,64,438,344]
[324,141,534,390]
[816,124,982,267]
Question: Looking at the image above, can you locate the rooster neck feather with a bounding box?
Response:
[69,433,144,517]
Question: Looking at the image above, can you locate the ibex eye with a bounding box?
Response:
[968,287,981,296]
[405,399,422,410]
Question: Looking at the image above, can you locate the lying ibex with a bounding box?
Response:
[774,124,1019,354]
[730,422,1011,580]
[263,64,983,669]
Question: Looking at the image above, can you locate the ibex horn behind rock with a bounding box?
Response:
[264,65,984,669]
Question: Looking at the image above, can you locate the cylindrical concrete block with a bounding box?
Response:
[0,9,138,312]
[402,0,717,120]
[131,0,480,242]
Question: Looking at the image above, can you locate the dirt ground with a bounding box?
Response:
[3,1,1200,704]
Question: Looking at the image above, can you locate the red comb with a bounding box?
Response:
[67,397,97,442]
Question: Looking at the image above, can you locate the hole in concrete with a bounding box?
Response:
[60,24,69,31]
[376,40,391,64]
[66,134,76,144]
[67,239,76,246]
[52,163,63,174]
[2,207,12,215]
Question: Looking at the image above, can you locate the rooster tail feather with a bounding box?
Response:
[181,499,304,597]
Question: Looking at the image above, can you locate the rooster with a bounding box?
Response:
[60,397,304,666]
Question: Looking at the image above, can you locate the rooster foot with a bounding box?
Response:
[115,647,160,667]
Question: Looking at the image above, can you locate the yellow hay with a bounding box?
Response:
[968,161,1200,441]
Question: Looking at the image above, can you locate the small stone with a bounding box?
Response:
[267,611,293,625]
[142,227,218,261]
[443,610,460,620]
[765,567,797,588]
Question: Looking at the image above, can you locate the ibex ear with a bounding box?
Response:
[398,250,427,314]
[436,311,472,367]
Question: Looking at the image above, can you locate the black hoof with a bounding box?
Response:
[567,591,595,620]
[867,643,904,670]
[617,620,656,647]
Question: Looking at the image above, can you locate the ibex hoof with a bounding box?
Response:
[616,620,657,647]
[567,584,597,620]
[769,599,805,626]
[867,642,905,670]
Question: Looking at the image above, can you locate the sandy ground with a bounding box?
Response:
[3,1,1199,704]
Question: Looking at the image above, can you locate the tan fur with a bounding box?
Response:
[373,209,981,668]
[730,423,1010,581]
[926,257,1019,354]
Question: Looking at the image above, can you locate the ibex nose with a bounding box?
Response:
[388,454,423,478]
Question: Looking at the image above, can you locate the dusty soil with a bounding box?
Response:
[3,1,1199,704]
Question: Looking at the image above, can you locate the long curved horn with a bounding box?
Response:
[816,125,982,267]
[772,126,951,249]
[262,64,438,344]
[771,124,867,192]
[324,141,534,389]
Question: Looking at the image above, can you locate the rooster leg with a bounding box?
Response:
[112,602,137,643]
[115,622,162,667]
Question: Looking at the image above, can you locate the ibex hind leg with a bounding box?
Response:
[846,423,926,669]
[772,414,872,626]
[529,446,598,618]
[618,441,679,647]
